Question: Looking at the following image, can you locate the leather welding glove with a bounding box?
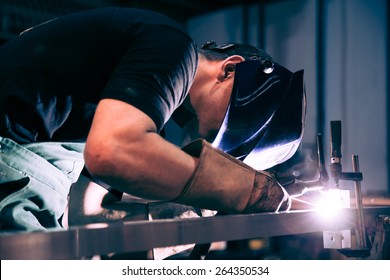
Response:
[175,139,291,214]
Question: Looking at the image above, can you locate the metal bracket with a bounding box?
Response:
[323,189,352,249]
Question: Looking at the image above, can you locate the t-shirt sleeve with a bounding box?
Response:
[101,24,197,131]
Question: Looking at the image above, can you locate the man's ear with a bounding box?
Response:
[218,55,245,81]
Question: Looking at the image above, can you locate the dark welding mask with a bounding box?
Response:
[212,59,306,170]
[172,42,306,170]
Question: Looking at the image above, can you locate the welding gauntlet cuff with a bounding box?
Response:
[175,139,291,214]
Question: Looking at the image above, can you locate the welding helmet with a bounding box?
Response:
[214,61,306,170]
[173,41,306,170]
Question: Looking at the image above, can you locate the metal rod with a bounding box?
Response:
[291,197,317,207]
[352,154,367,249]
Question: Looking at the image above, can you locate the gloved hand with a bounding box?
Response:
[175,139,291,214]
[242,170,291,213]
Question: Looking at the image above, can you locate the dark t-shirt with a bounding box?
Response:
[0,7,197,143]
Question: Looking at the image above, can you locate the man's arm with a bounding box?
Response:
[85,98,290,213]
[84,98,197,200]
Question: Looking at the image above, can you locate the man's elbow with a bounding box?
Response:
[83,142,116,180]
[83,140,143,188]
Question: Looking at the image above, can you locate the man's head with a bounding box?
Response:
[184,41,275,140]
[176,41,306,170]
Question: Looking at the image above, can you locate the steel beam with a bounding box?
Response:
[0,207,389,259]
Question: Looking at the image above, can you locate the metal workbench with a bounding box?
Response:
[1,207,389,259]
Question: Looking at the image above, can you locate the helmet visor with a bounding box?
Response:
[212,60,306,170]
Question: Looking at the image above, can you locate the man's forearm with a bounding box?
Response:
[86,132,197,200]
[84,99,197,201]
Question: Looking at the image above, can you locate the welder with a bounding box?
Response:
[0,7,305,232]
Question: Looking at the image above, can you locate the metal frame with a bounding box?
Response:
[1,207,389,259]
